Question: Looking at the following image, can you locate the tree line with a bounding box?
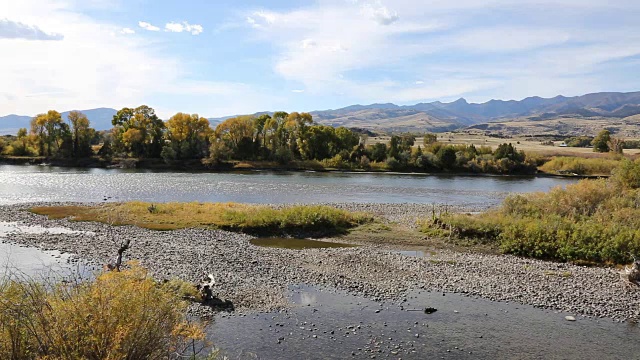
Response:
[0,105,535,174]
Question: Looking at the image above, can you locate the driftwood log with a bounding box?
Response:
[105,239,131,272]
[620,256,640,286]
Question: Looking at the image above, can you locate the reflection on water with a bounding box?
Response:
[393,250,426,257]
[250,237,357,250]
[210,284,640,359]
[0,222,94,276]
[0,165,578,206]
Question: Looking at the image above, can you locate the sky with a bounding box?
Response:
[1,0,640,118]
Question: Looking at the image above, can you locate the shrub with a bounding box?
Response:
[384,157,402,171]
[422,177,640,264]
[0,263,204,359]
[612,159,640,189]
[540,156,619,175]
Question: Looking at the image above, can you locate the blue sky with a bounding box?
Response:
[1,0,640,118]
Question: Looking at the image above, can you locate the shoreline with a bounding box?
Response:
[0,202,638,321]
[0,156,604,179]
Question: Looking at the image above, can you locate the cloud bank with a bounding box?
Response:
[0,19,63,41]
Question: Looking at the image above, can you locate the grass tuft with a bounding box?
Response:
[30,202,372,236]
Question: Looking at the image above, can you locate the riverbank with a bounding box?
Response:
[1,202,638,321]
[0,155,601,179]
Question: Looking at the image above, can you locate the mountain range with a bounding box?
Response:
[2,91,640,136]
[0,108,118,136]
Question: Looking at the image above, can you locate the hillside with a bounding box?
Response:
[464,114,640,138]
[2,91,640,135]
[311,91,640,133]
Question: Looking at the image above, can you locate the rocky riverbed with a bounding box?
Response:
[1,202,638,321]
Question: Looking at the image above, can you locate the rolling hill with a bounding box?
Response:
[310,91,640,133]
[2,91,640,135]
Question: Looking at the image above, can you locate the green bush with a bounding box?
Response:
[422,177,640,264]
[539,157,619,175]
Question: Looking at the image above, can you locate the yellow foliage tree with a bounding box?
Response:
[165,113,212,159]
[30,110,63,156]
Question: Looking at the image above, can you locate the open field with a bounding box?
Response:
[367,133,640,157]
[464,114,640,138]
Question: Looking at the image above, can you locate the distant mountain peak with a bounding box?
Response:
[2,91,640,136]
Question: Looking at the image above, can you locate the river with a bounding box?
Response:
[0,165,577,206]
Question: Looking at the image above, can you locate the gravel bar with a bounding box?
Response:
[1,202,638,321]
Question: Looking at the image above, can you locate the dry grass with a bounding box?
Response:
[539,157,620,175]
[30,202,372,235]
[367,134,640,157]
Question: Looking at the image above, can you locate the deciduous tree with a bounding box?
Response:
[67,111,93,157]
[164,113,212,160]
[592,129,611,153]
[112,106,164,157]
[30,110,63,156]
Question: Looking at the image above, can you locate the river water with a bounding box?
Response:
[0,165,576,206]
[210,285,640,360]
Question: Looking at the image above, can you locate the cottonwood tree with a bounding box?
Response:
[212,116,254,159]
[112,106,164,158]
[592,129,611,153]
[67,111,94,157]
[30,110,63,156]
[162,113,212,160]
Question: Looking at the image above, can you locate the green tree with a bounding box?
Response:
[368,143,387,162]
[286,112,313,156]
[299,125,335,160]
[335,127,360,151]
[252,114,272,156]
[592,129,611,153]
[424,133,438,145]
[67,111,93,158]
[437,146,457,169]
[388,136,400,159]
[494,143,525,162]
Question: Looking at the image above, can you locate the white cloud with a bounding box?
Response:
[138,21,159,31]
[292,89,305,93]
[165,21,203,35]
[120,27,135,35]
[245,11,277,29]
[245,1,640,104]
[0,1,229,117]
[301,38,316,49]
[0,18,63,40]
[361,3,399,25]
